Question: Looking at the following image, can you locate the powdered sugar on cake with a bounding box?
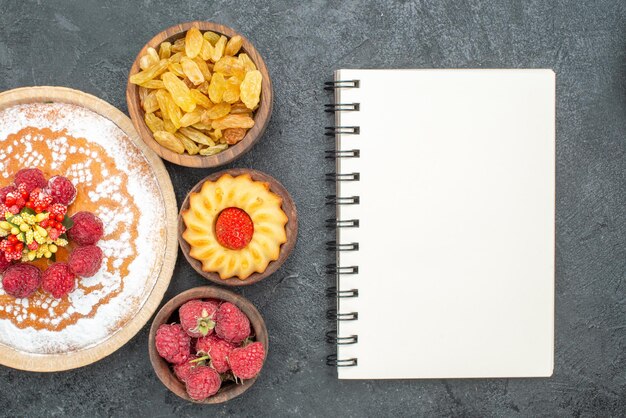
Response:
[0,102,166,354]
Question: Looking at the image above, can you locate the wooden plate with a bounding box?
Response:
[148,286,268,403]
[126,21,273,168]
[0,86,178,372]
[178,168,298,286]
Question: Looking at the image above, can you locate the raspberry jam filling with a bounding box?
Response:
[214,207,254,250]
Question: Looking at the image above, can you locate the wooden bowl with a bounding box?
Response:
[178,168,298,286]
[148,286,268,404]
[126,21,273,168]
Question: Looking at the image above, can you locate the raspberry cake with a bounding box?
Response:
[0,89,176,370]
[181,173,288,280]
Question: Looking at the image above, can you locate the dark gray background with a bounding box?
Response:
[0,0,624,416]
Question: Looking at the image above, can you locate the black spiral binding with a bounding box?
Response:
[325,77,361,369]
[326,354,358,367]
[324,80,360,90]
[325,195,360,205]
[326,309,359,321]
[326,241,359,252]
[326,287,359,298]
[325,330,358,345]
[325,149,360,159]
[324,103,360,112]
[325,264,358,275]
[325,173,360,182]
[325,219,359,228]
[325,126,360,136]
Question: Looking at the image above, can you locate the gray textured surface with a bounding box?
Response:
[0,0,625,416]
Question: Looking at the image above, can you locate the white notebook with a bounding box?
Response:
[329,69,555,379]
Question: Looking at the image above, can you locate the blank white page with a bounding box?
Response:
[334,69,555,379]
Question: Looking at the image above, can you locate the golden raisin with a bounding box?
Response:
[222,77,241,104]
[139,79,165,89]
[211,35,227,62]
[203,31,221,46]
[172,38,185,53]
[144,112,165,133]
[223,128,247,145]
[199,39,214,61]
[180,109,204,127]
[138,86,150,103]
[163,118,177,134]
[239,70,262,109]
[199,144,228,155]
[174,132,200,155]
[142,91,159,113]
[162,72,196,112]
[167,62,185,78]
[192,57,212,81]
[185,27,204,58]
[189,89,213,108]
[159,42,172,59]
[206,102,231,119]
[130,59,168,85]
[179,127,215,146]
[208,72,226,103]
[168,52,183,63]
[211,114,255,130]
[181,57,205,85]
[229,102,251,115]
[197,81,210,95]
[214,56,245,78]
[238,53,257,72]
[225,35,243,56]
[154,131,184,153]
[156,89,182,129]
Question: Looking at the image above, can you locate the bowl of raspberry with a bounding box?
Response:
[148,286,268,403]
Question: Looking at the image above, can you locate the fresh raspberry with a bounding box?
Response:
[15,183,29,198]
[0,239,22,261]
[2,264,41,298]
[196,334,236,373]
[48,203,67,219]
[228,342,265,380]
[214,302,250,344]
[0,251,11,273]
[0,185,16,202]
[14,168,47,194]
[15,196,25,209]
[29,188,53,211]
[155,324,191,364]
[185,366,221,401]
[69,245,103,277]
[179,299,219,338]
[41,263,76,298]
[67,211,104,246]
[173,356,203,383]
[214,207,254,250]
[47,176,77,205]
[48,228,63,241]
[4,192,17,207]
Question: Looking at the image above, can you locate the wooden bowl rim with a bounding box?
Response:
[178,168,298,286]
[126,21,273,168]
[0,86,178,372]
[148,286,268,404]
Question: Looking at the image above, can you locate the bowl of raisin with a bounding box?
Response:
[126,22,273,168]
